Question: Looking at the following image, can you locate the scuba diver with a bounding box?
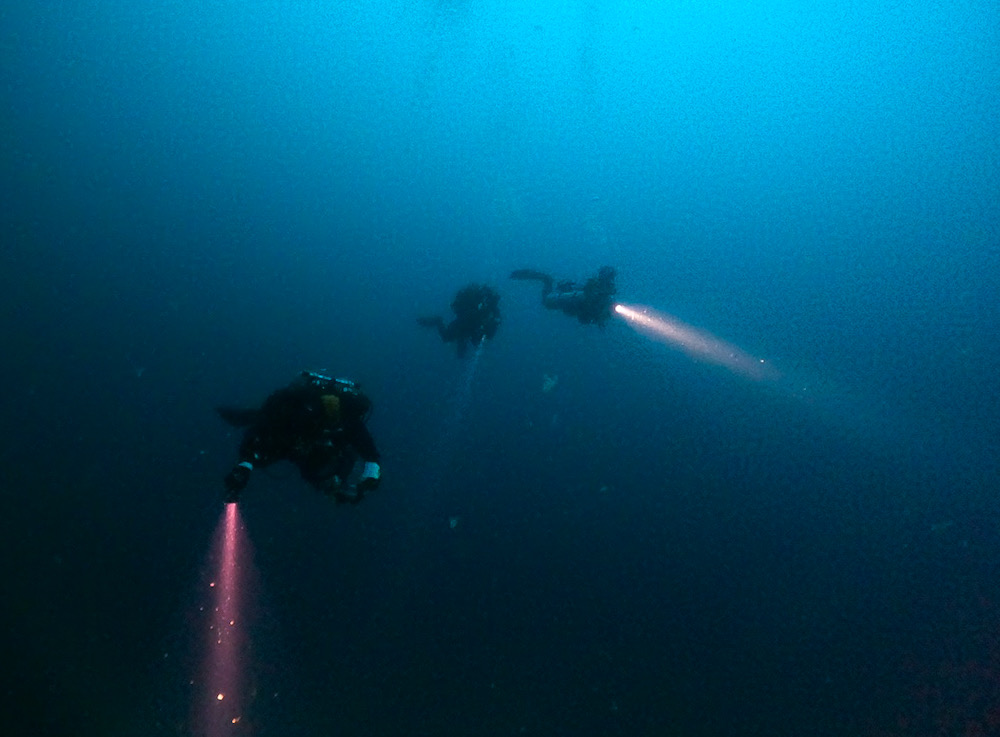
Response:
[509,266,617,327]
[217,371,382,505]
[417,283,501,357]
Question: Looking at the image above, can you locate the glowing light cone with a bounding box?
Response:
[195,502,254,736]
[615,303,778,381]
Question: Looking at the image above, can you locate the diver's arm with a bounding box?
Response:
[236,423,285,468]
[344,416,381,492]
[224,424,272,502]
[344,417,380,463]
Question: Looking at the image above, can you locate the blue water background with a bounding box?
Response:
[2,1,998,735]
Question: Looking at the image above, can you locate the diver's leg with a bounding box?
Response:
[510,269,554,302]
[543,290,583,315]
[417,315,448,340]
[510,268,554,282]
[438,321,456,342]
[539,276,554,301]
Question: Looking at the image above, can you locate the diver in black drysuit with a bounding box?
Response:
[217,371,382,505]
[417,283,502,357]
[509,266,617,327]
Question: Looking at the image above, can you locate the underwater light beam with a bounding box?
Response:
[614,303,779,381]
[195,502,252,737]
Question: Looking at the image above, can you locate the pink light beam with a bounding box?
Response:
[195,502,253,737]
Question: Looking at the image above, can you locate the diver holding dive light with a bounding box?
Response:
[509,266,617,327]
[217,371,382,505]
